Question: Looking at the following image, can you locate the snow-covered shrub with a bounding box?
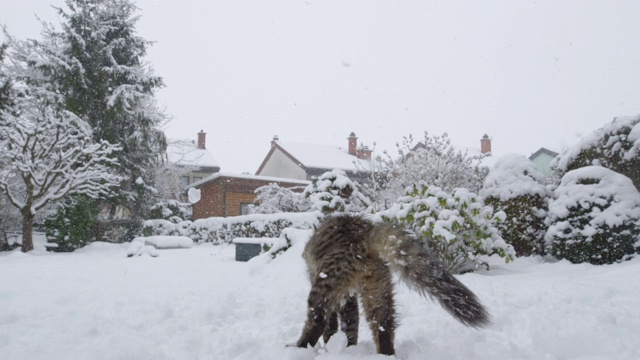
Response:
[44,195,100,252]
[552,115,640,191]
[143,212,322,245]
[481,154,552,256]
[127,240,159,258]
[247,183,310,214]
[377,132,489,203]
[546,166,640,265]
[149,200,193,223]
[379,184,514,273]
[304,169,371,214]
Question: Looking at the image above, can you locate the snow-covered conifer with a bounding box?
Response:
[304,169,371,215]
[37,0,168,220]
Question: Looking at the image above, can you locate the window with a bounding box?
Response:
[240,203,251,215]
[193,176,203,183]
[180,176,189,188]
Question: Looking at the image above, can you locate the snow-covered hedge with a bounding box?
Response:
[546,166,640,264]
[143,212,322,245]
[481,154,552,256]
[552,114,640,190]
[378,184,514,273]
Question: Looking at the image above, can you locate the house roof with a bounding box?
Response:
[529,147,559,161]
[167,140,220,169]
[259,140,372,173]
[189,172,310,189]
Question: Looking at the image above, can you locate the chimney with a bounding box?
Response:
[480,134,491,154]
[197,130,206,149]
[348,132,357,155]
[271,135,279,147]
[356,145,373,161]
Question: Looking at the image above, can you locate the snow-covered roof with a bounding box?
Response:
[166,140,219,169]
[276,141,371,172]
[189,172,310,189]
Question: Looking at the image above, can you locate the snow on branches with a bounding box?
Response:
[377,132,489,204]
[0,34,122,251]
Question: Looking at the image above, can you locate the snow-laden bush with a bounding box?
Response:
[552,115,640,191]
[247,183,310,214]
[303,169,371,214]
[481,154,552,256]
[143,212,322,245]
[379,184,514,273]
[376,132,489,203]
[149,200,193,223]
[546,166,640,265]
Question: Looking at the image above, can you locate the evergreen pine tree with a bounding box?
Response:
[41,0,167,222]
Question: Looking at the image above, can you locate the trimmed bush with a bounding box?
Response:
[552,115,640,191]
[481,154,552,256]
[546,166,640,264]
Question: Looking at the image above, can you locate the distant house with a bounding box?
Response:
[529,147,558,177]
[255,132,373,184]
[190,173,308,219]
[167,130,221,188]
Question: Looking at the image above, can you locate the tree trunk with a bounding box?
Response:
[21,211,34,252]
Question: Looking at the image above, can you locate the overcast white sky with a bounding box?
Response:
[3,0,640,173]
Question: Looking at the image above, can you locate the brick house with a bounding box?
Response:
[190,173,309,219]
[255,132,373,184]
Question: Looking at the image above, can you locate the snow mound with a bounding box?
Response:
[481,153,550,201]
[136,236,194,249]
[126,242,159,258]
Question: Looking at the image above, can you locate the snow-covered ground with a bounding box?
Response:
[1,232,639,360]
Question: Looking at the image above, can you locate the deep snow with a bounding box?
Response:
[1,233,639,360]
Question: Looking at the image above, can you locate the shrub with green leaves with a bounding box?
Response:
[546,166,640,265]
[380,184,514,273]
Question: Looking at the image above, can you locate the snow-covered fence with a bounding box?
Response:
[143,211,322,244]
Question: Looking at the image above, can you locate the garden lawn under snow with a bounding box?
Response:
[1,233,639,360]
